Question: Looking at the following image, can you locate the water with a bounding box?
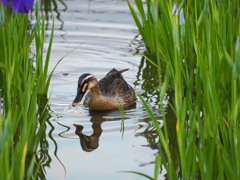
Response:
[37,0,166,179]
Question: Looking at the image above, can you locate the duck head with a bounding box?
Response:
[72,73,98,106]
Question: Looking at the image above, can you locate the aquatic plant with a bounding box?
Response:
[128,0,240,179]
[0,3,54,179]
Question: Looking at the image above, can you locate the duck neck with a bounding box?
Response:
[90,83,101,96]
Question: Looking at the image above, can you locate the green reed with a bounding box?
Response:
[0,4,54,179]
[128,0,240,179]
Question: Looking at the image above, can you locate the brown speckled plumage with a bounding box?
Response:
[73,68,136,111]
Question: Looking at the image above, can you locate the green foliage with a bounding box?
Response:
[0,5,54,179]
[128,0,240,179]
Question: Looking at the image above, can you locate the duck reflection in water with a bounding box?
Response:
[74,104,136,152]
[74,121,102,152]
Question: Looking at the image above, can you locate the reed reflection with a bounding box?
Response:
[38,0,67,30]
[24,95,52,180]
[135,56,161,106]
[134,55,180,176]
[27,95,67,179]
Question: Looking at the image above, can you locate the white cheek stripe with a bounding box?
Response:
[81,75,93,86]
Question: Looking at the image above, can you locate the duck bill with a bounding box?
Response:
[72,91,85,106]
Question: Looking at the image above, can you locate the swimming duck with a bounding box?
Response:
[72,68,136,111]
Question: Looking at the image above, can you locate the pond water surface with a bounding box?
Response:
[38,0,169,179]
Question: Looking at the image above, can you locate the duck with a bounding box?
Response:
[72,68,137,111]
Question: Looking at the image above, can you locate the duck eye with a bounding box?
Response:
[84,78,90,83]
[79,79,89,90]
[78,74,93,89]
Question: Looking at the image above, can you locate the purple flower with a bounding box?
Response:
[180,9,185,25]
[172,1,185,26]
[1,0,35,13]
[2,0,8,7]
[172,1,177,15]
